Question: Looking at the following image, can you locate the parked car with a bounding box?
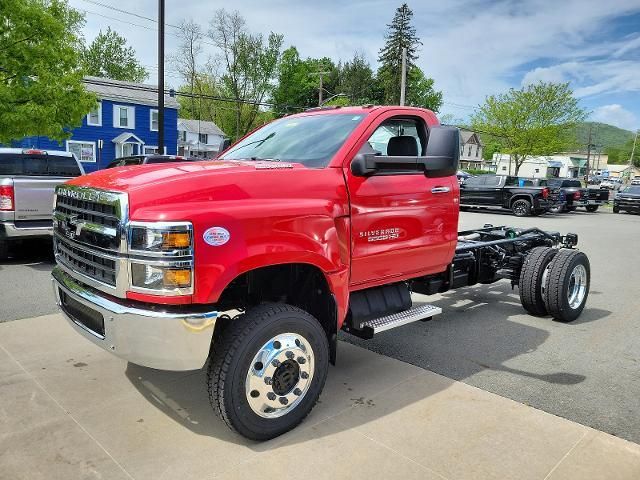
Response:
[601,177,624,190]
[460,174,553,216]
[456,170,472,185]
[630,178,640,186]
[1,148,84,259]
[613,185,640,214]
[545,179,589,212]
[106,154,201,168]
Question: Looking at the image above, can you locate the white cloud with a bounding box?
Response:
[591,104,638,131]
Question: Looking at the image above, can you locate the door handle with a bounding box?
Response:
[431,186,450,194]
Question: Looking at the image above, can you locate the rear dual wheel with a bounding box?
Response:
[207,303,329,441]
[519,247,590,322]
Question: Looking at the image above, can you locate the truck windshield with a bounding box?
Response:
[221,113,365,168]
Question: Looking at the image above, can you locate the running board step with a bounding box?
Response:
[344,304,442,339]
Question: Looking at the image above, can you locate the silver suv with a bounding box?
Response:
[0,148,84,259]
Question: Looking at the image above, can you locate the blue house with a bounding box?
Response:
[16,76,179,173]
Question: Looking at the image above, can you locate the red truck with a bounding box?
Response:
[51,106,590,440]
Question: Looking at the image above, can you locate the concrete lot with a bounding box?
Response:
[1,313,639,480]
[1,207,639,464]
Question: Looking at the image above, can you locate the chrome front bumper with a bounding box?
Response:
[52,266,218,371]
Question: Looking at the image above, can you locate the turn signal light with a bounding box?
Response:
[163,269,191,288]
[162,232,191,249]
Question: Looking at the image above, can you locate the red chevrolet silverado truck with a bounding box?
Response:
[51,106,590,440]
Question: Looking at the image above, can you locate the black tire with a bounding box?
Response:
[543,249,590,323]
[585,205,598,212]
[511,198,531,217]
[207,303,329,441]
[613,206,620,213]
[549,204,565,214]
[566,206,577,212]
[0,240,8,261]
[519,247,557,316]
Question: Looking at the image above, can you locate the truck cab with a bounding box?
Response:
[51,106,589,441]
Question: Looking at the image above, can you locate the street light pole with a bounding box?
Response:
[400,47,407,106]
[157,0,165,153]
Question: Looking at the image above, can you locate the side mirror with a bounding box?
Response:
[421,126,460,178]
[351,126,460,178]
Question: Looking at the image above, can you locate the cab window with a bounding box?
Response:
[367,118,426,156]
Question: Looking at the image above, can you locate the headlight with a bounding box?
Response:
[128,222,194,295]
[130,263,192,291]
[130,224,193,253]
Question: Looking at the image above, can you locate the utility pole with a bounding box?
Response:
[628,129,639,181]
[310,71,331,106]
[585,124,593,182]
[400,47,407,106]
[157,0,165,153]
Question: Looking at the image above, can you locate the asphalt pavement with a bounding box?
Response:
[1,207,639,444]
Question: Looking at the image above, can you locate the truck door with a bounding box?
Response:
[460,175,486,204]
[483,175,504,205]
[345,114,458,287]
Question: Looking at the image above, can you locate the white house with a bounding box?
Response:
[459,130,483,169]
[177,119,226,158]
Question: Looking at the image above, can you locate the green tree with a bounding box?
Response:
[482,140,503,161]
[208,9,283,138]
[338,52,375,105]
[471,82,587,175]
[377,3,422,104]
[0,0,96,144]
[81,27,148,82]
[406,66,442,112]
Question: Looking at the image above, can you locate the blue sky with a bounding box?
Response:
[70,0,640,131]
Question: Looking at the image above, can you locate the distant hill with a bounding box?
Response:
[573,122,634,152]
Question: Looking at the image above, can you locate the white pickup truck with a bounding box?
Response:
[0,148,84,259]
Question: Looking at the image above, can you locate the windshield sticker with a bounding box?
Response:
[203,227,230,246]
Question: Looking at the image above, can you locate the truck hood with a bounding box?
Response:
[65,160,336,221]
[67,160,305,192]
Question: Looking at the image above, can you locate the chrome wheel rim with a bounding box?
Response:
[567,264,587,309]
[245,333,314,419]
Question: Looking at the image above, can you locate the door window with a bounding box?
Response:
[366,118,425,156]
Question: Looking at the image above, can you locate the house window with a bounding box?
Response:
[501,166,507,171]
[475,145,479,157]
[150,109,158,131]
[87,103,102,126]
[114,105,135,129]
[468,145,472,157]
[199,133,208,144]
[67,140,96,163]
[180,130,187,141]
[144,146,159,155]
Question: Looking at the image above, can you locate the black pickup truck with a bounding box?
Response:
[460,175,554,216]
[543,179,609,213]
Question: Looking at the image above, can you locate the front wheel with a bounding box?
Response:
[566,206,577,212]
[0,240,8,260]
[585,205,598,212]
[613,205,620,213]
[549,204,565,214]
[511,199,531,217]
[207,303,329,440]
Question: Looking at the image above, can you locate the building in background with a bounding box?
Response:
[493,152,610,179]
[177,119,226,158]
[14,76,178,173]
[459,130,484,170]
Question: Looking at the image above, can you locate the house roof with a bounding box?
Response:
[83,76,179,109]
[178,118,225,136]
[460,130,483,146]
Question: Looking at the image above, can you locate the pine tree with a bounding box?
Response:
[377,3,422,104]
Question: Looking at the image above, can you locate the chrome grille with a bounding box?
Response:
[53,185,128,296]
[56,239,117,286]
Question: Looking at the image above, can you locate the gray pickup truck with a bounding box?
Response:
[0,148,84,259]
